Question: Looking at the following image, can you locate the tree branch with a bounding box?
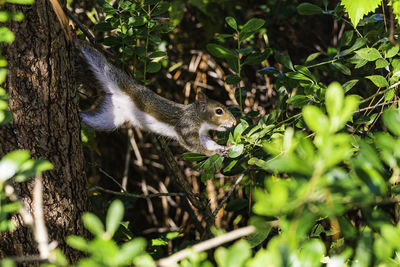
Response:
[89,186,185,198]
[157,225,255,267]
[156,136,215,238]
[212,173,244,217]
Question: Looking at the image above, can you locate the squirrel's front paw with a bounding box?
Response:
[217,146,229,157]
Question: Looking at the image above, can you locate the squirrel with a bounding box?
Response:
[78,43,236,156]
[48,0,237,156]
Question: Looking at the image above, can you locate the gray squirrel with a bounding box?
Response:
[78,43,236,156]
[48,0,237,156]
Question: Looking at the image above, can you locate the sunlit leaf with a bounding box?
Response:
[341,0,381,27]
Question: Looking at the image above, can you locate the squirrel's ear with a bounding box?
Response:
[196,91,207,112]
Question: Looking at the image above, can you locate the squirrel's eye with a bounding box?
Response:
[215,108,224,115]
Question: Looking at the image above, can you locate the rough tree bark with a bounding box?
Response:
[0,0,89,263]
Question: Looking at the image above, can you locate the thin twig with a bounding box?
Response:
[89,186,185,198]
[355,100,399,114]
[142,178,159,225]
[64,8,96,45]
[33,173,50,260]
[212,174,245,217]
[98,167,126,192]
[121,128,132,191]
[157,226,255,267]
[360,80,400,104]
[129,127,143,166]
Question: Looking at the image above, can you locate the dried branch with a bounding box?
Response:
[4,174,56,263]
[157,225,255,267]
[33,173,50,259]
[212,174,245,217]
[156,136,215,238]
[89,186,185,198]
[64,8,96,45]
[98,167,126,192]
[121,128,132,191]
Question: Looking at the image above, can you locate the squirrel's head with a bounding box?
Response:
[196,91,236,131]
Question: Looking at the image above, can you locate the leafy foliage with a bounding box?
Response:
[92,0,173,83]
[65,200,155,267]
[5,0,400,266]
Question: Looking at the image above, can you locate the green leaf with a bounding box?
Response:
[225,75,241,85]
[149,35,161,44]
[170,0,185,25]
[0,11,24,22]
[152,3,170,16]
[166,232,179,240]
[82,213,104,237]
[302,105,329,135]
[233,119,249,141]
[6,0,34,4]
[2,150,30,167]
[298,239,326,265]
[225,16,237,31]
[382,109,400,136]
[325,82,344,120]
[152,238,168,246]
[115,238,146,265]
[243,50,272,65]
[297,3,324,15]
[94,22,115,32]
[384,44,399,58]
[101,2,117,14]
[14,159,54,182]
[227,58,239,73]
[181,152,207,162]
[366,75,389,87]
[241,18,265,33]
[207,43,237,59]
[146,62,161,73]
[340,38,367,56]
[275,53,294,71]
[1,258,14,267]
[305,52,321,63]
[238,47,252,56]
[332,62,351,75]
[215,240,251,267]
[384,88,395,102]
[238,31,254,42]
[375,58,389,69]
[245,217,272,248]
[106,199,124,236]
[286,95,309,108]
[341,0,381,27]
[151,22,174,34]
[286,72,313,82]
[228,144,244,158]
[374,236,393,260]
[66,235,89,252]
[342,79,358,92]
[355,48,381,61]
[128,16,148,26]
[0,27,14,43]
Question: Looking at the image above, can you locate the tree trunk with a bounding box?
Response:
[0,0,89,263]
